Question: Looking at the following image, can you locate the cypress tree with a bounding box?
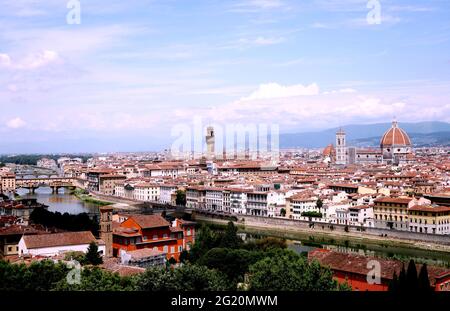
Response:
[406,259,418,291]
[398,264,407,293]
[388,271,398,293]
[418,264,431,293]
[84,242,103,265]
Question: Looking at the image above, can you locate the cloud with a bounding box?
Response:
[0,54,12,67]
[0,50,60,70]
[169,81,450,133]
[230,0,287,12]
[323,88,357,94]
[6,117,26,129]
[222,36,286,49]
[242,82,320,100]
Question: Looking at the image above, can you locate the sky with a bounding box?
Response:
[0,0,450,153]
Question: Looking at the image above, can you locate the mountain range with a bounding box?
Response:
[280,121,450,148]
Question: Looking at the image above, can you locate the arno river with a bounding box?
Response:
[16,186,99,215]
[17,186,450,267]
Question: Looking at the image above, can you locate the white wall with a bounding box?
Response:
[18,238,106,257]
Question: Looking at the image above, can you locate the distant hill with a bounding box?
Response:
[280,121,450,148]
[350,131,450,147]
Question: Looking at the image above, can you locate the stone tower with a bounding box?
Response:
[335,128,347,165]
[206,126,215,158]
[99,206,113,257]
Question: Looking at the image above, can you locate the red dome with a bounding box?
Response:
[323,144,336,157]
[380,121,411,147]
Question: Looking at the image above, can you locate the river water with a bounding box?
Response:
[15,188,450,267]
[237,230,450,268]
[16,187,100,215]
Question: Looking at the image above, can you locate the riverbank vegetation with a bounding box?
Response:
[196,217,450,266]
[0,222,351,291]
[71,188,112,206]
[30,207,99,235]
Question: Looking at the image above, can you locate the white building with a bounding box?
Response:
[230,189,248,214]
[159,184,178,204]
[286,194,318,220]
[205,187,224,211]
[348,206,374,227]
[18,231,105,257]
[133,183,160,202]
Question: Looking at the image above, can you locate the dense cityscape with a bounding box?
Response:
[1,120,449,292]
[1,0,450,308]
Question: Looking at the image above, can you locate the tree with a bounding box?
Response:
[280,208,286,217]
[168,257,177,265]
[84,242,103,265]
[388,271,398,292]
[136,267,179,291]
[418,264,431,293]
[179,250,189,263]
[172,264,229,291]
[398,264,407,293]
[248,249,340,291]
[0,260,69,291]
[316,198,323,213]
[54,267,137,291]
[199,248,263,286]
[136,264,229,291]
[406,259,418,292]
[301,211,323,218]
[176,190,186,206]
[188,224,221,262]
[219,221,242,249]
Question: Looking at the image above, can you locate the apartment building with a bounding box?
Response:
[159,184,178,204]
[186,186,206,209]
[133,183,160,202]
[408,205,450,235]
[286,193,318,220]
[0,173,16,193]
[205,187,224,211]
[373,197,415,230]
[113,215,195,261]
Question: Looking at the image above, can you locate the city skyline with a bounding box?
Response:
[1,0,450,152]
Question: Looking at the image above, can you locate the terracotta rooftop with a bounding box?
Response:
[309,249,450,285]
[129,215,170,229]
[22,231,100,249]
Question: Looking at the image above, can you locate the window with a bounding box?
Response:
[163,246,168,253]
[170,246,175,253]
[163,233,168,238]
[153,234,158,240]
[178,246,183,252]
[187,228,191,236]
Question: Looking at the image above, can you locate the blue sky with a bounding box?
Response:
[0,0,450,152]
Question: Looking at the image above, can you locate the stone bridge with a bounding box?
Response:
[15,177,76,194]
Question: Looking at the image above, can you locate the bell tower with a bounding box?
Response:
[99,206,113,257]
[206,126,215,158]
[336,128,347,165]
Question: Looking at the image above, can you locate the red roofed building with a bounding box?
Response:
[309,249,450,291]
[112,214,195,262]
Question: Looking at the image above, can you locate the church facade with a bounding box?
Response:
[324,120,414,166]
